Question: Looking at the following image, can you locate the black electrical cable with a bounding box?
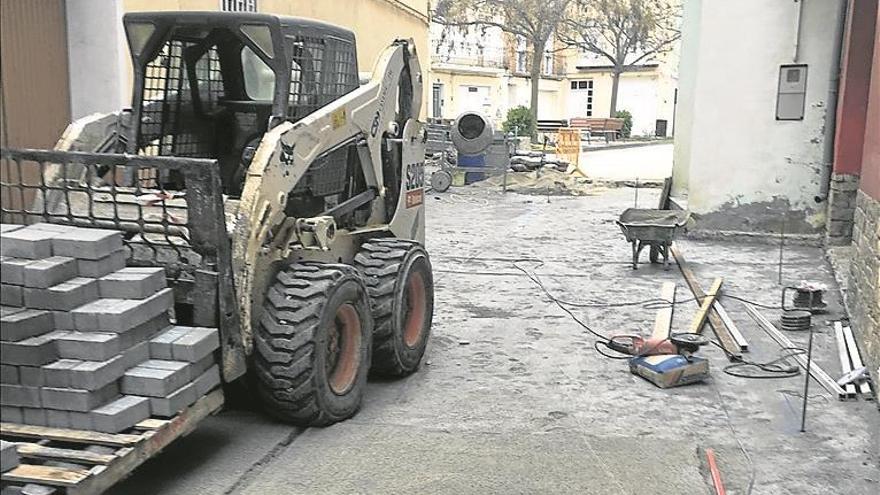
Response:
[715,343,804,379]
[513,258,801,379]
[512,260,781,312]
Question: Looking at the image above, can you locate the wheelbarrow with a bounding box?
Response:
[616,208,691,270]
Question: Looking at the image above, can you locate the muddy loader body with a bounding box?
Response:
[1,11,433,426]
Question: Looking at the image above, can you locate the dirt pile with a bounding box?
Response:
[475,169,604,196]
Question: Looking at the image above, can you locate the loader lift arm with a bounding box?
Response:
[232,39,424,350]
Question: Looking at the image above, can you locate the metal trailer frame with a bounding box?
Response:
[0,148,247,381]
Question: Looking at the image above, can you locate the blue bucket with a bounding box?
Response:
[457,154,486,184]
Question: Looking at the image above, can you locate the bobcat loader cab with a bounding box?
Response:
[1,11,433,426]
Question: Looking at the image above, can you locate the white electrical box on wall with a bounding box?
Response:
[776,64,808,120]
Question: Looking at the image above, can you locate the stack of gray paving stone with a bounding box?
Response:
[1,440,19,472]
[0,223,221,433]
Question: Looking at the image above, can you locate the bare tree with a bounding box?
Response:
[433,0,573,133]
[560,0,681,115]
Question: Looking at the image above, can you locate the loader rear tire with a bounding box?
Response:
[254,263,372,426]
[355,239,434,377]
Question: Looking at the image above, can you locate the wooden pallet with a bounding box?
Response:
[0,389,223,494]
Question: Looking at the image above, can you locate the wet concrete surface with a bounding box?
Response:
[110,187,879,495]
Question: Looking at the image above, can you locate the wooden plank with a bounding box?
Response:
[745,305,847,399]
[1,464,91,487]
[68,389,224,495]
[833,322,858,398]
[15,443,117,465]
[689,278,723,334]
[134,419,169,431]
[651,282,676,340]
[715,303,749,352]
[671,247,742,360]
[658,177,672,209]
[0,423,142,447]
[842,325,874,399]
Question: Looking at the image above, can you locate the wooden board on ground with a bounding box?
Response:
[715,303,749,352]
[0,389,223,494]
[689,278,723,334]
[745,305,847,399]
[841,324,874,399]
[834,322,859,398]
[671,246,742,360]
[658,177,672,210]
[651,282,677,340]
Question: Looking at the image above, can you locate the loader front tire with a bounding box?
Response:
[254,263,372,426]
[355,239,434,377]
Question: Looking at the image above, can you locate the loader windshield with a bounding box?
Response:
[241,46,275,101]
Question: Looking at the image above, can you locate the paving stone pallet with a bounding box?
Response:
[0,223,226,493]
[0,390,223,495]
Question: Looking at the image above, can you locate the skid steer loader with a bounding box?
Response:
[0,12,434,426]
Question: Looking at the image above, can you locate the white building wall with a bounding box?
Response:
[672,0,843,233]
[66,0,129,119]
[617,76,659,136]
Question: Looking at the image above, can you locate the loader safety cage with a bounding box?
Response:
[0,148,246,381]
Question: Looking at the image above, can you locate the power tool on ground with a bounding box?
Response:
[614,333,711,388]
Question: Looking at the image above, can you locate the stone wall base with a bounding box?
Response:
[827,173,860,246]
[847,189,880,388]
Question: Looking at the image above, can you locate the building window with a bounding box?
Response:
[222,0,256,12]
[517,52,527,73]
[515,35,527,73]
[543,51,553,76]
[570,79,594,116]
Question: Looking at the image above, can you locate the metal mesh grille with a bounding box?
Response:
[139,40,224,159]
[290,146,349,196]
[0,149,226,286]
[288,36,357,121]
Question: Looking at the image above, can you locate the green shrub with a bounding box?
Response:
[502,106,535,137]
[614,110,633,138]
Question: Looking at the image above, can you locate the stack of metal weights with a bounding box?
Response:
[780,310,812,331]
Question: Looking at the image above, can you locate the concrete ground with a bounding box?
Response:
[109,186,878,495]
[578,143,673,181]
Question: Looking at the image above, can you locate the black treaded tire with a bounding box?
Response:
[354,238,434,377]
[254,263,372,426]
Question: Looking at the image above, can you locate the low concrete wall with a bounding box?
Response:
[848,189,880,385]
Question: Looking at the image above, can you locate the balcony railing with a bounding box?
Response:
[430,54,506,69]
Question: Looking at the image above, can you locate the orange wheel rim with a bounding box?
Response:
[403,270,427,348]
[327,303,361,395]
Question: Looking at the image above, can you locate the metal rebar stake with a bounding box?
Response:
[800,322,815,432]
[778,214,786,285]
[634,177,640,208]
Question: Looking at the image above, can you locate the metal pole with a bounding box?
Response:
[778,214,785,285]
[800,322,815,432]
[634,177,640,208]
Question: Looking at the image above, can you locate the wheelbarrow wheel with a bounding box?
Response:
[430,170,452,192]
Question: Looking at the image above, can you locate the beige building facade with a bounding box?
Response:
[429,24,679,137]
